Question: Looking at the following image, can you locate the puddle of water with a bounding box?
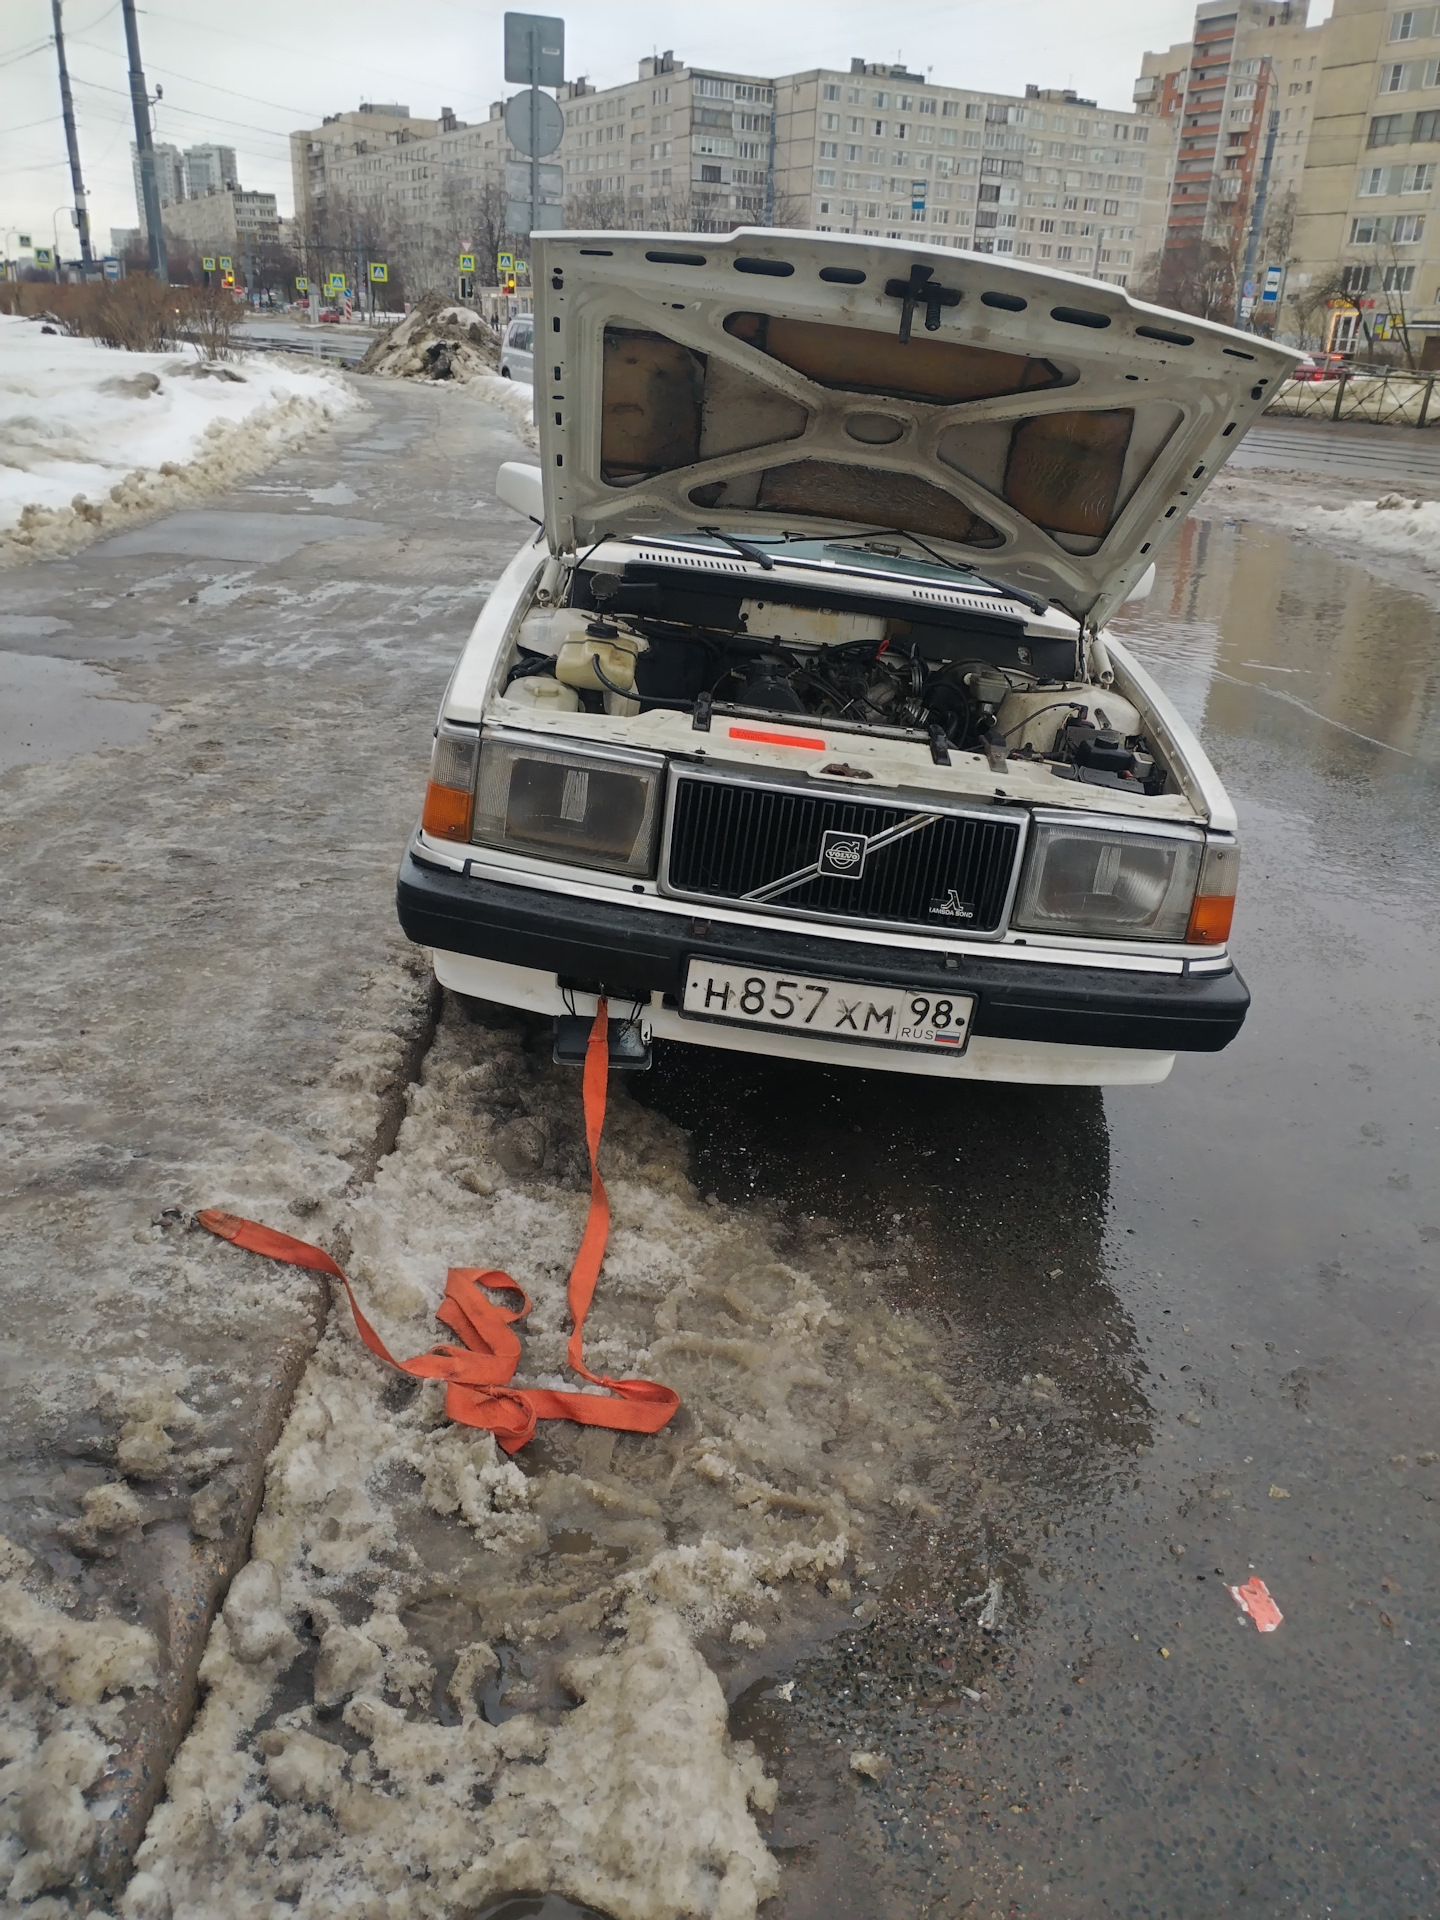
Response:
[0,653,159,772]
[1114,513,1440,768]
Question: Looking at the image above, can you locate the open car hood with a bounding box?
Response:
[532,229,1297,629]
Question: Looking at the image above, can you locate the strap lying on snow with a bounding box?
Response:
[198,1000,679,1454]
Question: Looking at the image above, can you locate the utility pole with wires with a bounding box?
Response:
[121,0,167,282]
[51,0,93,267]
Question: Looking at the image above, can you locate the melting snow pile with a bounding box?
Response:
[357,290,502,384]
[128,999,963,1919]
[1301,491,1440,575]
[358,291,535,446]
[0,314,362,567]
[0,1536,158,1905]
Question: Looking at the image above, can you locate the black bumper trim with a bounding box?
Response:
[396,849,1249,1054]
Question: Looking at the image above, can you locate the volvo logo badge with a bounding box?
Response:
[817,830,867,879]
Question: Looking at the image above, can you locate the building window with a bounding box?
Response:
[1389,8,1435,42]
[823,83,841,101]
[820,142,839,157]
[1342,263,1373,293]
[920,96,936,114]
[817,169,836,186]
[700,164,721,183]
[942,99,959,117]
[1384,263,1416,289]
[1369,113,1408,144]
[820,113,840,131]
[1416,108,1440,139]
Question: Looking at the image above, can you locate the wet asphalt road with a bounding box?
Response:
[634,510,1440,1917]
[4,374,1437,1918]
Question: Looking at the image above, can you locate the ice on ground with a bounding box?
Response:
[0,314,362,567]
[130,998,965,1918]
[1,1540,159,1906]
[356,291,536,447]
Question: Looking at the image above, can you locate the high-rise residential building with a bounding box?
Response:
[289,104,445,238]
[1135,1,1325,304]
[287,51,1173,291]
[133,142,186,220]
[1289,0,1440,354]
[183,144,238,198]
[773,61,1174,285]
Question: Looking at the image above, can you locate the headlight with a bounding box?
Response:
[1013,818,1203,942]
[472,734,664,876]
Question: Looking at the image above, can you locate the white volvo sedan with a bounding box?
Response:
[398,231,1295,1084]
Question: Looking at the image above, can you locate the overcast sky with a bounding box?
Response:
[2,0,1334,252]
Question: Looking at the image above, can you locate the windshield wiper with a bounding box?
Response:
[697,526,775,571]
[878,530,1050,616]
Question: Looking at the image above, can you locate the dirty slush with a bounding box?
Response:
[66,991,977,1920]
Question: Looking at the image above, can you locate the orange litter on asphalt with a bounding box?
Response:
[198,999,679,1454]
[1228,1575,1283,1632]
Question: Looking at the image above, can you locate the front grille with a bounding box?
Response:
[665,775,1023,933]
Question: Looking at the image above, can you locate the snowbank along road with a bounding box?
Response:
[0,315,361,570]
[1,367,1437,1920]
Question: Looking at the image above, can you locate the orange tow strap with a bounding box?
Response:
[197,1000,679,1454]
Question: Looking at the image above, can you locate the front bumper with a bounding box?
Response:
[397,848,1249,1065]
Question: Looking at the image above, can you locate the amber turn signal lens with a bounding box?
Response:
[1186,893,1235,945]
[422,780,474,842]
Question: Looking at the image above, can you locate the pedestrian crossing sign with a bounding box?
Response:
[34,247,54,266]
[218,255,233,271]
[327,271,346,292]
[497,251,514,272]
[202,256,216,272]
[369,262,388,283]
[458,253,476,273]
[294,276,308,291]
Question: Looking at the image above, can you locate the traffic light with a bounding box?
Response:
[504,274,516,294]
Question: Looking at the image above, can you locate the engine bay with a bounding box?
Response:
[498,550,1171,796]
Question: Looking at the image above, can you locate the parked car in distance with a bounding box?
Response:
[501,315,535,381]
[1292,352,1345,381]
[398,230,1298,1085]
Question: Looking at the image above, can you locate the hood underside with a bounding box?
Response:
[532,229,1296,628]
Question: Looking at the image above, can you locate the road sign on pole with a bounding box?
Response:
[326,271,345,292]
[504,11,564,86]
[218,255,233,272]
[368,262,388,283]
[458,252,476,274]
[1261,264,1283,304]
[202,255,216,272]
[497,251,514,272]
[102,256,120,280]
[504,89,564,156]
[34,247,54,266]
[295,275,308,291]
[503,13,565,240]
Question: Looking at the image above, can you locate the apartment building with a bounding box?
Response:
[182,145,238,199]
[161,189,280,255]
[1136,1,1325,293]
[773,61,1173,286]
[557,52,775,227]
[1290,0,1440,351]
[133,143,186,217]
[289,105,446,238]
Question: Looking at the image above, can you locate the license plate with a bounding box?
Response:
[680,960,974,1054]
